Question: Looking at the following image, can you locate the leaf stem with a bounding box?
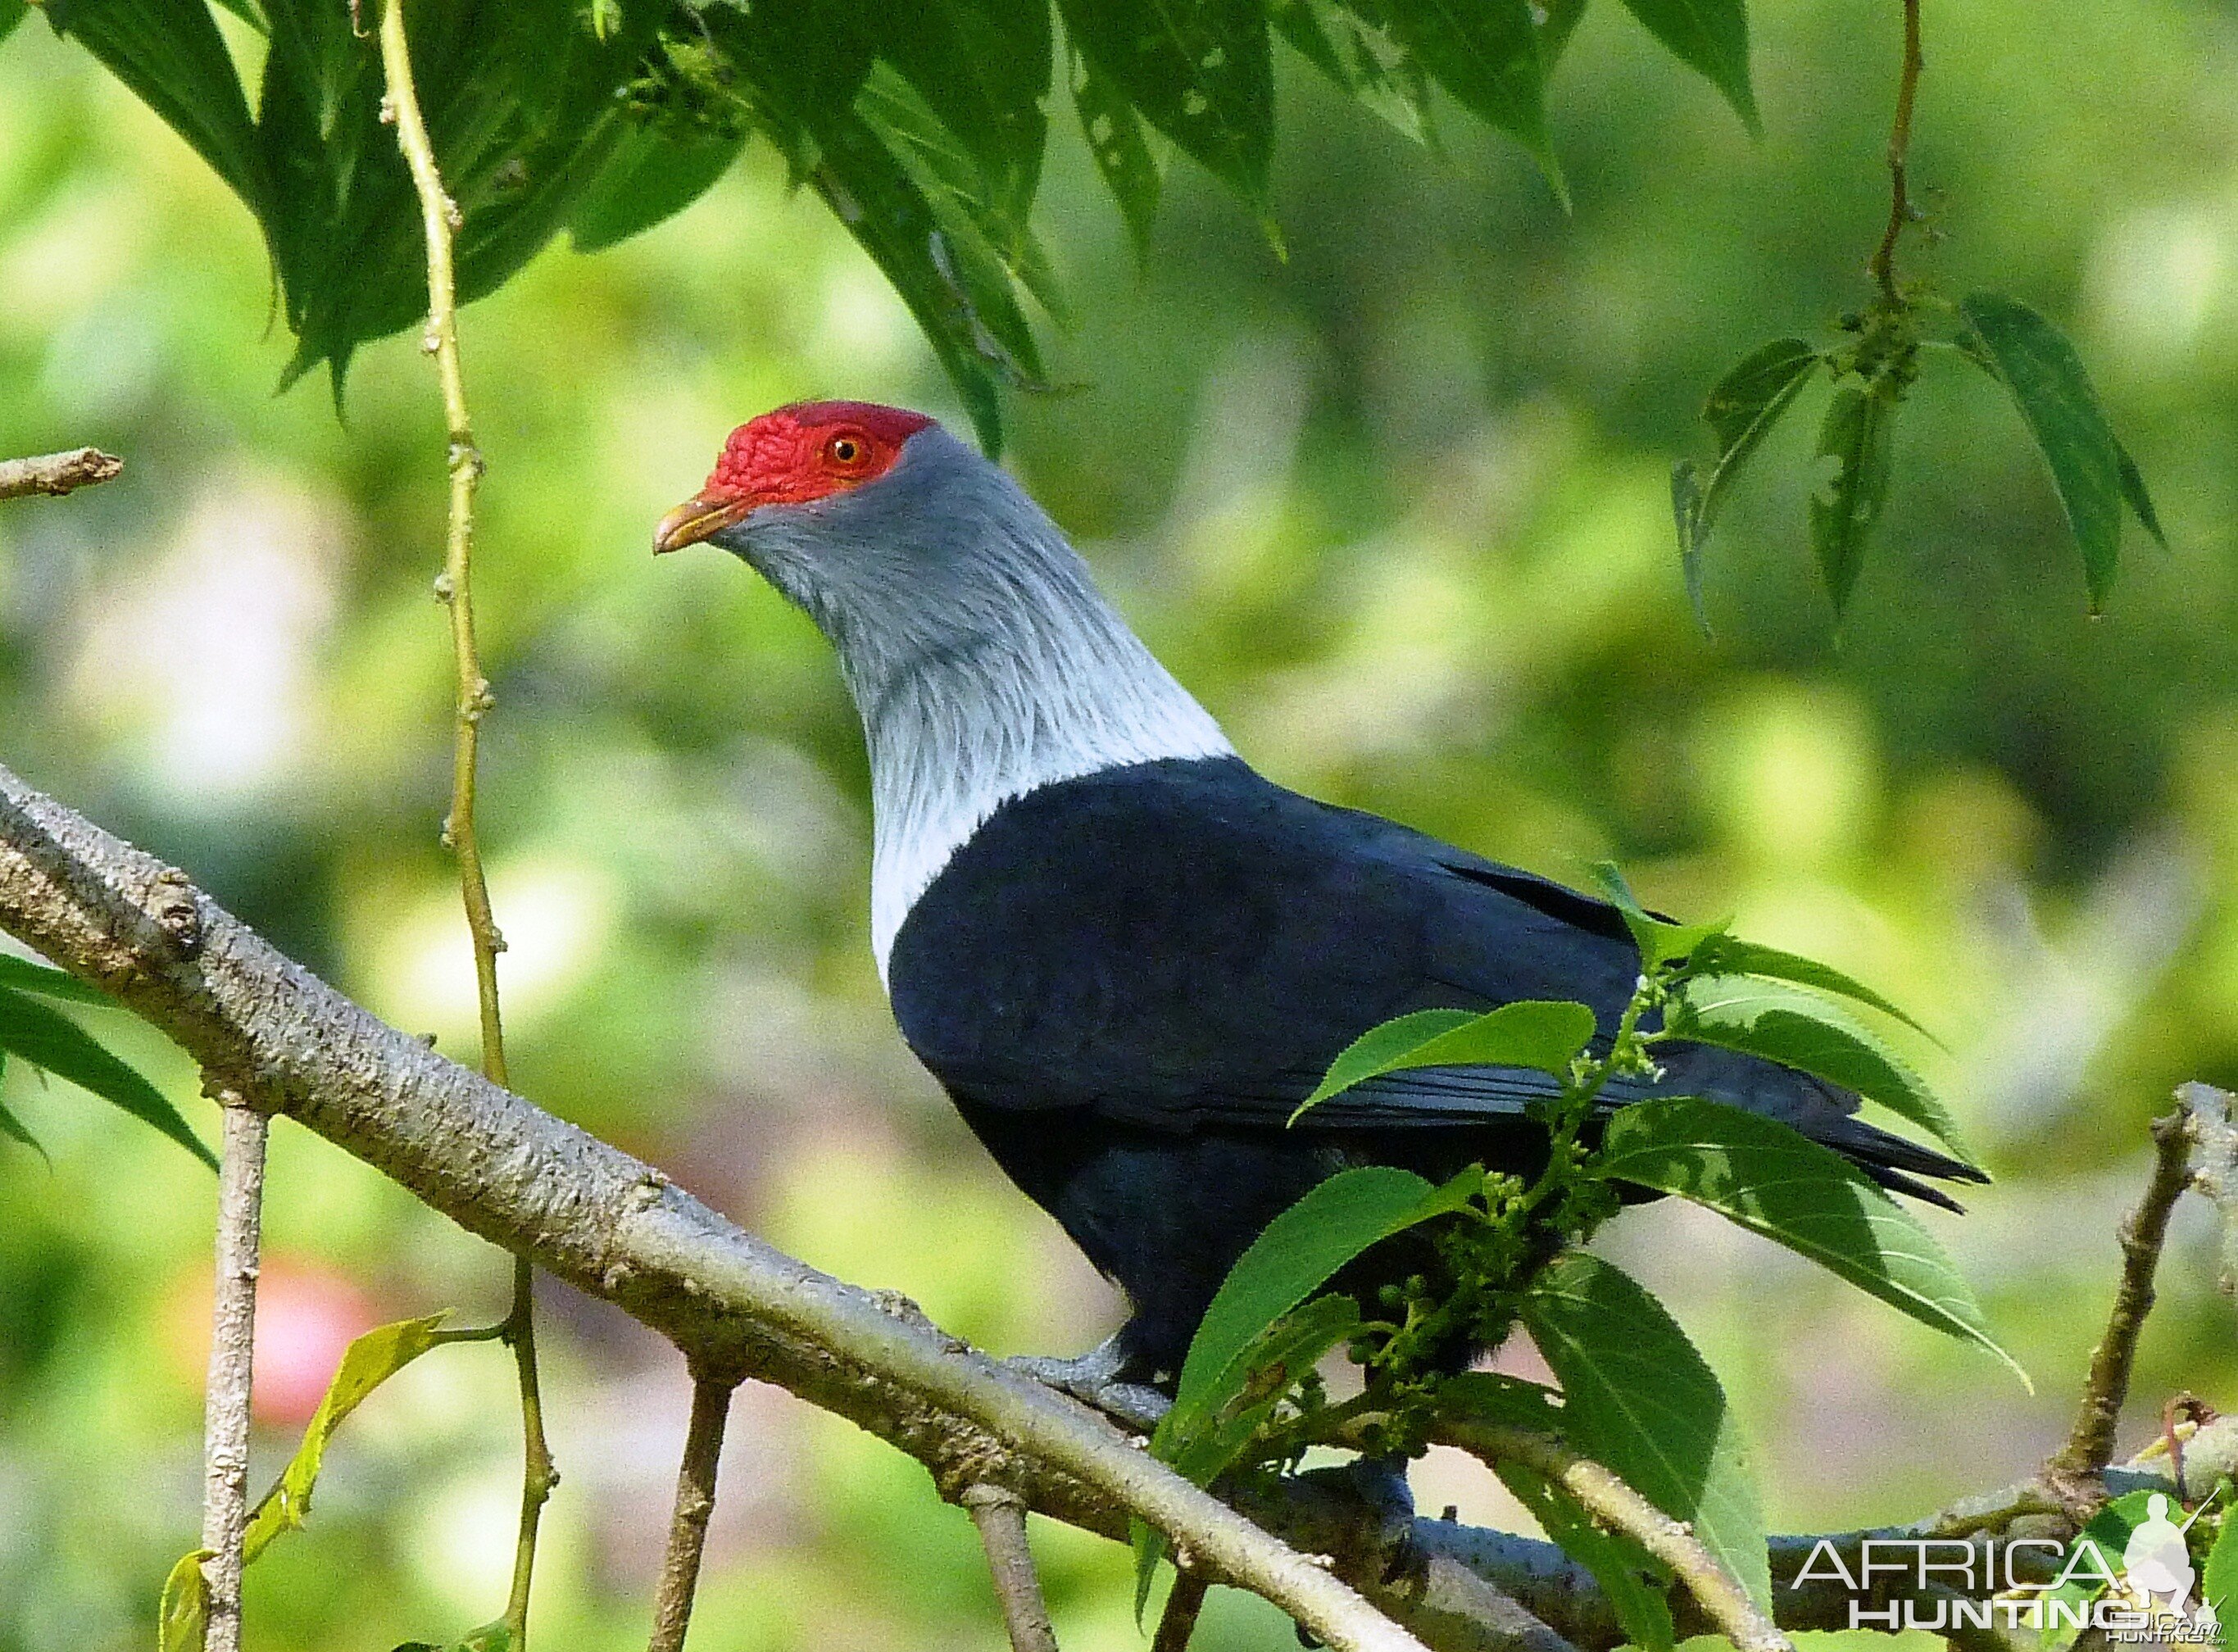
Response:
[375,2,552,1641]
[1868,0,1924,306]
[199,1095,269,1652]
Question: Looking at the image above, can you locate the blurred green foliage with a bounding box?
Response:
[4,0,2238,1647]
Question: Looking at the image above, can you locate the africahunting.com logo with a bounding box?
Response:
[1791,1490,2227,1643]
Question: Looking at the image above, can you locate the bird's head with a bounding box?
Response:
[653,400,937,557]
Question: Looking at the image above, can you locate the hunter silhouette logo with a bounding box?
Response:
[1791,1486,2227,1641]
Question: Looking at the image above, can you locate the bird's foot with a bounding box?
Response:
[1008,1335,1172,1431]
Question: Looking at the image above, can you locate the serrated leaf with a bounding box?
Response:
[859,63,1065,320]
[1382,0,1560,195]
[1133,1295,1360,1605]
[0,1090,48,1164]
[2204,1504,2238,1627]
[1444,1367,1682,1650]
[1957,292,2162,612]
[1672,974,1974,1164]
[158,1549,213,1652]
[1058,0,1273,210]
[2039,1489,2157,1631]
[0,986,214,1169]
[1593,1098,2025,1382]
[1498,1458,1678,1649]
[1809,381,1897,620]
[1295,1001,1596,1119]
[0,954,115,1005]
[1690,934,1935,1041]
[243,1313,454,1562]
[1169,1164,1480,1418]
[1521,1250,1770,1609]
[1614,0,1758,133]
[257,0,670,391]
[568,124,746,254]
[1587,861,1730,968]
[845,0,1051,229]
[1071,48,1164,258]
[47,0,268,211]
[1271,0,1437,148]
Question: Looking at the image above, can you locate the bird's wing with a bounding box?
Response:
[892,757,1643,1120]
[887,756,1979,1201]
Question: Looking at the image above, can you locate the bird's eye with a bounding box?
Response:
[826,435,865,466]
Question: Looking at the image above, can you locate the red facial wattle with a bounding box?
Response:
[654,401,936,555]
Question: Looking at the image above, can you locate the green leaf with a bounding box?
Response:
[0,0,27,45]
[1689,934,1936,1042]
[1592,1098,2026,1383]
[845,0,1051,230]
[1381,0,1560,196]
[1071,48,1164,258]
[158,1549,213,1652]
[1613,0,1758,133]
[2204,1504,2238,1626]
[0,954,115,1005]
[1808,381,1897,620]
[0,1089,50,1164]
[1058,0,1273,211]
[1271,0,1437,148]
[1440,1366,1678,1645]
[391,1622,512,1652]
[1957,292,2163,613]
[0,986,214,1169]
[47,0,268,211]
[1169,1164,1480,1418]
[1133,1295,1361,1604]
[2039,1489,2158,1629]
[1671,974,1974,1163]
[568,124,746,255]
[1588,861,1730,968]
[1521,1250,1770,1609]
[1295,1001,1596,1119]
[858,62,1066,320]
[244,1313,455,1562]
[1677,338,1822,622]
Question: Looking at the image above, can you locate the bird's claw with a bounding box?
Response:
[1008,1337,1172,1430]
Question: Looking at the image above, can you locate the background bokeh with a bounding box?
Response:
[4,1,2238,1647]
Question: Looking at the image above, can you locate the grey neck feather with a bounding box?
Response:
[718,429,1232,979]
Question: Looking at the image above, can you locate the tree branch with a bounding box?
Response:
[0,761,1426,1652]
[1436,1420,1791,1652]
[2177,1082,2238,1298]
[2048,1105,2194,1489]
[965,1485,1061,1652]
[198,1096,268,1652]
[647,1373,737,1652]
[0,760,2218,1652]
[0,447,123,502]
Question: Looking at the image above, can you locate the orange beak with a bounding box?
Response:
[653,492,755,555]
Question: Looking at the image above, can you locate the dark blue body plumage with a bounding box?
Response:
[887,756,1977,1382]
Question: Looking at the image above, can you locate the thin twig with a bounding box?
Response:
[2177,1082,2238,1297]
[0,447,124,502]
[965,1485,1061,1652]
[1867,0,1924,304]
[374,2,552,1641]
[200,1096,269,1652]
[2048,1107,2194,1486]
[1437,1419,1792,1652]
[647,1375,737,1652]
[1151,1568,1210,1652]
